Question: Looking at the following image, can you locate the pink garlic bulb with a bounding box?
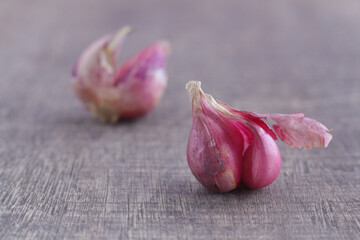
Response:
[72,26,170,123]
[186,81,333,193]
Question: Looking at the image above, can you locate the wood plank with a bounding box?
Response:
[0,0,359,239]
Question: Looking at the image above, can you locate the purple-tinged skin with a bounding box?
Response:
[111,41,169,119]
[71,26,170,123]
[186,81,333,193]
[259,113,333,149]
[187,97,250,192]
[242,125,281,189]
[114,42,168,85]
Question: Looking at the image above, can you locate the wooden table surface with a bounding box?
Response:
[0,0,359,239]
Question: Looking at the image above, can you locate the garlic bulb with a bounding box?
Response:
[72,26,170,123]
[186,81,332,192]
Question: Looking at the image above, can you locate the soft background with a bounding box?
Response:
[0,0,359,239]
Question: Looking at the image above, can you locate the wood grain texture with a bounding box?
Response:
[0,0,359,239]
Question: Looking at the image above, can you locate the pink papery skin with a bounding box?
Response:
[72,26,169,123]
[186,81,333,193]
[187,97,252,192]
[242,125,281,189]
[258,113,333,149]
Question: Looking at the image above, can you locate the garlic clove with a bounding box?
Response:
[242,125,281,189]
[187,115,241,193]
[72,26,169,123]
[186,81,252,192]
[112,41,170,119]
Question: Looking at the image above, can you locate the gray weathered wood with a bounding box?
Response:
[0,0,359,239]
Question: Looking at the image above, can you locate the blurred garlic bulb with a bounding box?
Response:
[72,26,170,123]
